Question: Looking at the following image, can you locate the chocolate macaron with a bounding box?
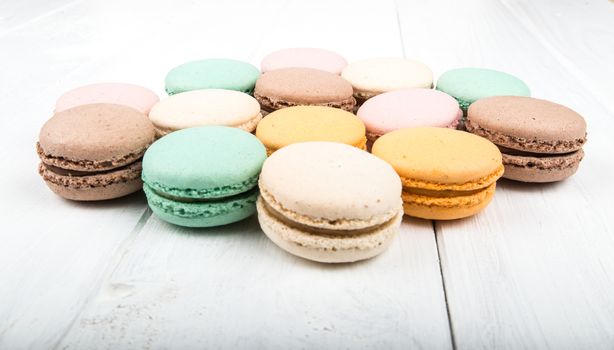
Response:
[37,104,156,200]
[253,67,356,114]
[466,96,587,182]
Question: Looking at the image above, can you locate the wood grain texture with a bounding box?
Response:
[55,0,452,348]
[2,0,613,348]
[397,0,614,348]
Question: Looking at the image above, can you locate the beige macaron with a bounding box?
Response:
[341,57,434,104]
[148,89,262,137]
[257,142,403,263]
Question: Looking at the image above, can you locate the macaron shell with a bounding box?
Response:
[257,197,401,263]
[165,59,260,95]
[148,89,262,135]
[403,183,496,220]
[259,142,401,225]
[55,83,159,114]
[255,106,366,153]
[357,88,461,136]
[436,68,530,111]
[467,96,586,153]
[144,184,258,227]
[142,126,266,199]
[39,162,143,201]
[372,127,503,186]
[502,149,584,182]
[38,104,155,170]
[341,58,434,97]
[254,68,355,111]
[261,48,347,74]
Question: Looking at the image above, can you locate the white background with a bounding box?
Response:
[1,0,614,348]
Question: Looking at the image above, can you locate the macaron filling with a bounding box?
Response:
[38,161,142,189]
[142,174,259,200]
[143,184,259,219]
[466,120,586,154]
[255,94,356,114]
[260,187,399,232]
[36,142,147,172]
[258,197,402,251]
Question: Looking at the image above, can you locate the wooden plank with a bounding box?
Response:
[498,0,614,112]
[397,0,614,348]
[57,0,452,348]
[0,0,286,348]
[0,0,79,35]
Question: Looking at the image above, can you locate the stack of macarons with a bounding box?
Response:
[35,47,587,264]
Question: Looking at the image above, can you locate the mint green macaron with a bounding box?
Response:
[165,58,260,95]
[142,126,267,227]
[436,68,530,112]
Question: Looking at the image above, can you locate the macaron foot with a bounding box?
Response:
[402,183,496,220]
[257,197,401,263]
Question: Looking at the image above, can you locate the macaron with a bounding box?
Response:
[55,83,159,114]
[357,88,461,144]
[165,58,260,95]
[253,67,356,114]
[372,127,504,220]
[341,58,433,104]
[142,126,267,227]
[148,89,262,137]
[436,67,530,113]
[257,142,403,263]
[466,96,587,182]
[260,48,347,75]
[255,106,366,155]
[37,104,156,201]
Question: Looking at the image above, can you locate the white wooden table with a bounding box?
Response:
[2,0,613,348]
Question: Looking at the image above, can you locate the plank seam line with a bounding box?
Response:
[498,0,614,116]
[433,220,457,350]
[393,0,407,58]
[50,207,152,349]
[0,0,85,38]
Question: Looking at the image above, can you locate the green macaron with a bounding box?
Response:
[164,58,260,95]
[142,126,267,227]
[436,67,530,113]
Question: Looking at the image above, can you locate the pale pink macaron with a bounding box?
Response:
[260,48,347,75]
[55,83,159,114]
[357,88,461,144]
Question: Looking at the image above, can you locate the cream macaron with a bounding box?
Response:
[148,89,262,137]
[257,142,403,263]
[342,57,434,105]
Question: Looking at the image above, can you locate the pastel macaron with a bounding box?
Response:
[341,58,433,104]
[255,106,366,155]
[55,83,159,114]
[436,67,530,113]
[357,88,461,144]
[148,89,262,137]
[254,67,356,114]
[467,96,587,182]
[257,142,403,263]
[142,126,267,227]
[165,58,260,95]
[261,48,347,74]
[372,127,504,220]
[37,104,156,201]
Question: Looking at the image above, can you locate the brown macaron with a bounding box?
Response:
[466,96,587,182]
[253,67,356,114]
[37,103,156,200]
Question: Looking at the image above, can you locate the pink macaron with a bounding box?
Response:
[260,48,347,75]
[55,82,159,114]
[357,88,461,144]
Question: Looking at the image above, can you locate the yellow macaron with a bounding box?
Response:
[372,127,504,220]
[255,106,366,154]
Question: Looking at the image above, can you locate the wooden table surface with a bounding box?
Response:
[2,0,613,348]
